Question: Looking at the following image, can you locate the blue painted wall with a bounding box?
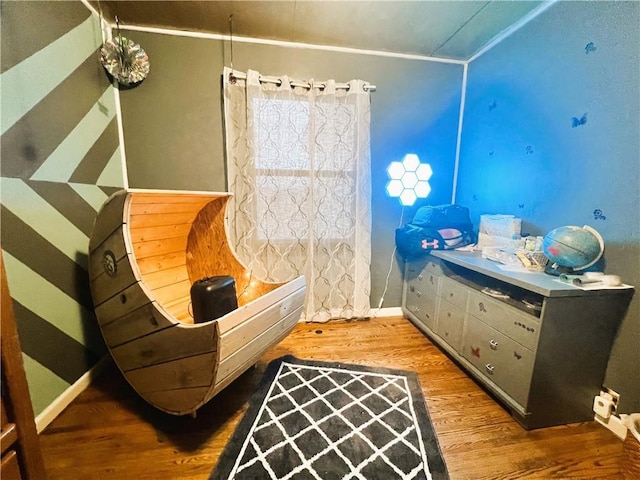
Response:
[456,1,640,411]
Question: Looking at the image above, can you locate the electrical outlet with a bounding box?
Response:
[601,388,620,414]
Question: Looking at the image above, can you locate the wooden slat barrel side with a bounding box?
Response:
[111,320,217,371]
[120,192,226,414]
[142,387,212,415]
[88,190,220,415]
[95,297,220,415]
[205,276,306,403]
[121,317,220,415]
[88,191,137,307]
[124,351,219,415]
[89,228,126,282]
[112,319,220,414]
[88,189,304,415]
[100,302,182,349]
[89,191,172,334]
[89,190,128,254]
[186,197,282,307]
[95,281,156,329]
[89,191,155,324]
[217,284,306,360]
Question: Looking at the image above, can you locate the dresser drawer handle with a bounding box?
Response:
[416,290,422,297]
[489,339,498,350]
[485,364,495,375]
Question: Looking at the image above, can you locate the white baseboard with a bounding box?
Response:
[371,306,404,318]
[298,306,405,323]
[35,355,111,433]
[298,307,404,323]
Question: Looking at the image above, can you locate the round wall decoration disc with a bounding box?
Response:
[100,36,150,86]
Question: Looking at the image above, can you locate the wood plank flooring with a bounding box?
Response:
[39,316,627,479]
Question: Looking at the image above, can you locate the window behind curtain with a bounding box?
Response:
[224,68,372,322]
[254,97,357,241]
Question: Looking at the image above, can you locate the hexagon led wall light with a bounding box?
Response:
[386,154,432,206]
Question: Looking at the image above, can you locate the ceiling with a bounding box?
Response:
[93,1,546,62]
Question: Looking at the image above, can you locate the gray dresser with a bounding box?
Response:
[402,250,634,429]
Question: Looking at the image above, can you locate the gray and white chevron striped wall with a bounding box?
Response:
[1,1,123,417]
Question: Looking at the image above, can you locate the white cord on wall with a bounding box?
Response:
[373,206,405,316]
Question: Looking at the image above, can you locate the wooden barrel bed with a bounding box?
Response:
[88,189,306,416]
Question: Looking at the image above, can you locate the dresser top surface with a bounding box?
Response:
[430,251,634,298]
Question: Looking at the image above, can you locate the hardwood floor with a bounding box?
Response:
[39,316,626,479]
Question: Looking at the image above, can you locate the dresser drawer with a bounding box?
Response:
[405,289,437,330]
[407,269,440,299]
[439,276,468,309]
[435,298,465,352]
[406,258,442,278]
[462,318,534,406]
[424,258,443,275]
[467,290,540,350]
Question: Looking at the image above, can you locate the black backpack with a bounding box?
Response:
[395,204,476,260]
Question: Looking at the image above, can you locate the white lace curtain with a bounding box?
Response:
[222,67,372,322]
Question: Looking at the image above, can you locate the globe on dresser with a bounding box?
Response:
[542,225,604,275]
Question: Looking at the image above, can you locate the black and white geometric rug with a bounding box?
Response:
[210,356,449,480]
